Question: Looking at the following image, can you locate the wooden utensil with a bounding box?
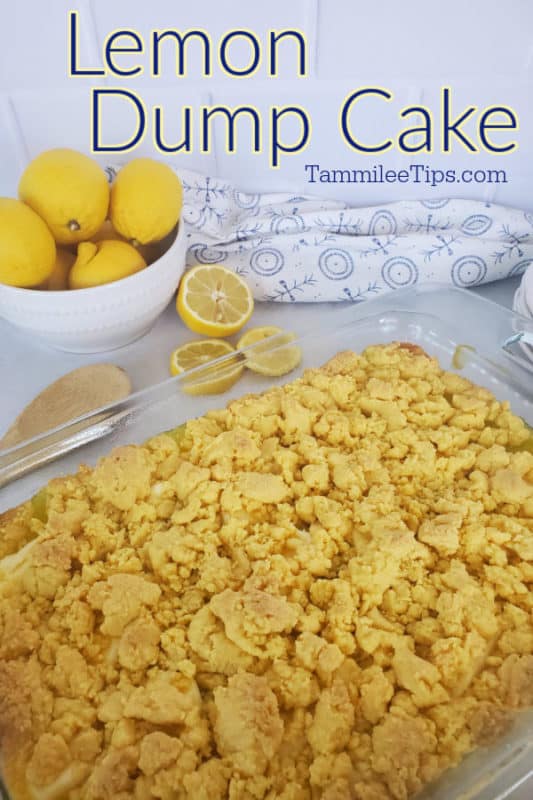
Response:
[0,364,131,449]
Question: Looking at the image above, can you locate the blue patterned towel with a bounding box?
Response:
[112,166,533,302]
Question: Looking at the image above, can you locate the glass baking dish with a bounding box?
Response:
[0,283,532,800]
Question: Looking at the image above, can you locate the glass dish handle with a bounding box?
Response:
[0,408,132,490]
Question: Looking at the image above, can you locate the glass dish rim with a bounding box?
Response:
[2,281,533,457]
[1,282,532,493]
[1,281,533,800]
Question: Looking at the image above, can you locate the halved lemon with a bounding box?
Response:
[176,264,254,337]
[169,339,244,395]
[237,326,302,377]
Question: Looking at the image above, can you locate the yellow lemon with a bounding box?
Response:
[91,219,162,265]
[19,149,109,245]
[0,198,56,287]
[37,247,75,290]
[237,326,285,348]
[176,264,254,337]
[69,240,146,290]
[169,339,243,395]
[110,158,183,245]
[237,325,302,376]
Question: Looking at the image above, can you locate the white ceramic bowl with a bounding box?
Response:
[0,222,187,353]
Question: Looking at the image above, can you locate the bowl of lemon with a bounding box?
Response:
[0,150,187,352]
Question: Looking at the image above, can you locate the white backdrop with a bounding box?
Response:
[1,0,532,209]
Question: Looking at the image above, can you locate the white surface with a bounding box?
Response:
[0,0,100,91]
[0,276,523,436]
[11,87,217,174]
[317,0,533,80]
[1,1,533,208]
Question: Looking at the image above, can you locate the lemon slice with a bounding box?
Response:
[237,326,302,377]
[169,339,244,395]
[176,264,254,336]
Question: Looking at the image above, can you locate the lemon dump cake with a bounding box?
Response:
[0,343,532,800]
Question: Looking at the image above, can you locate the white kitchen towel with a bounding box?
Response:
[110,166,533,302]
[510,263,533,365]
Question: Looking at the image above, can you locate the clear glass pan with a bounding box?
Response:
[0,284,532,799]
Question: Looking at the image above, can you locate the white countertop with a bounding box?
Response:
[0,276,523,437]
[0,276,531,800]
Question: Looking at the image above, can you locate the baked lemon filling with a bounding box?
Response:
[0,344,532,800]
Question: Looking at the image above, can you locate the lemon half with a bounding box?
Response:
[177,264,254,337]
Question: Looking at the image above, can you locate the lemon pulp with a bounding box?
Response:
[176,264,254,337]
[169,339,244,395]
[237,326,302,376]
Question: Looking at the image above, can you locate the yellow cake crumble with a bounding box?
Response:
[0,343,532,800]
